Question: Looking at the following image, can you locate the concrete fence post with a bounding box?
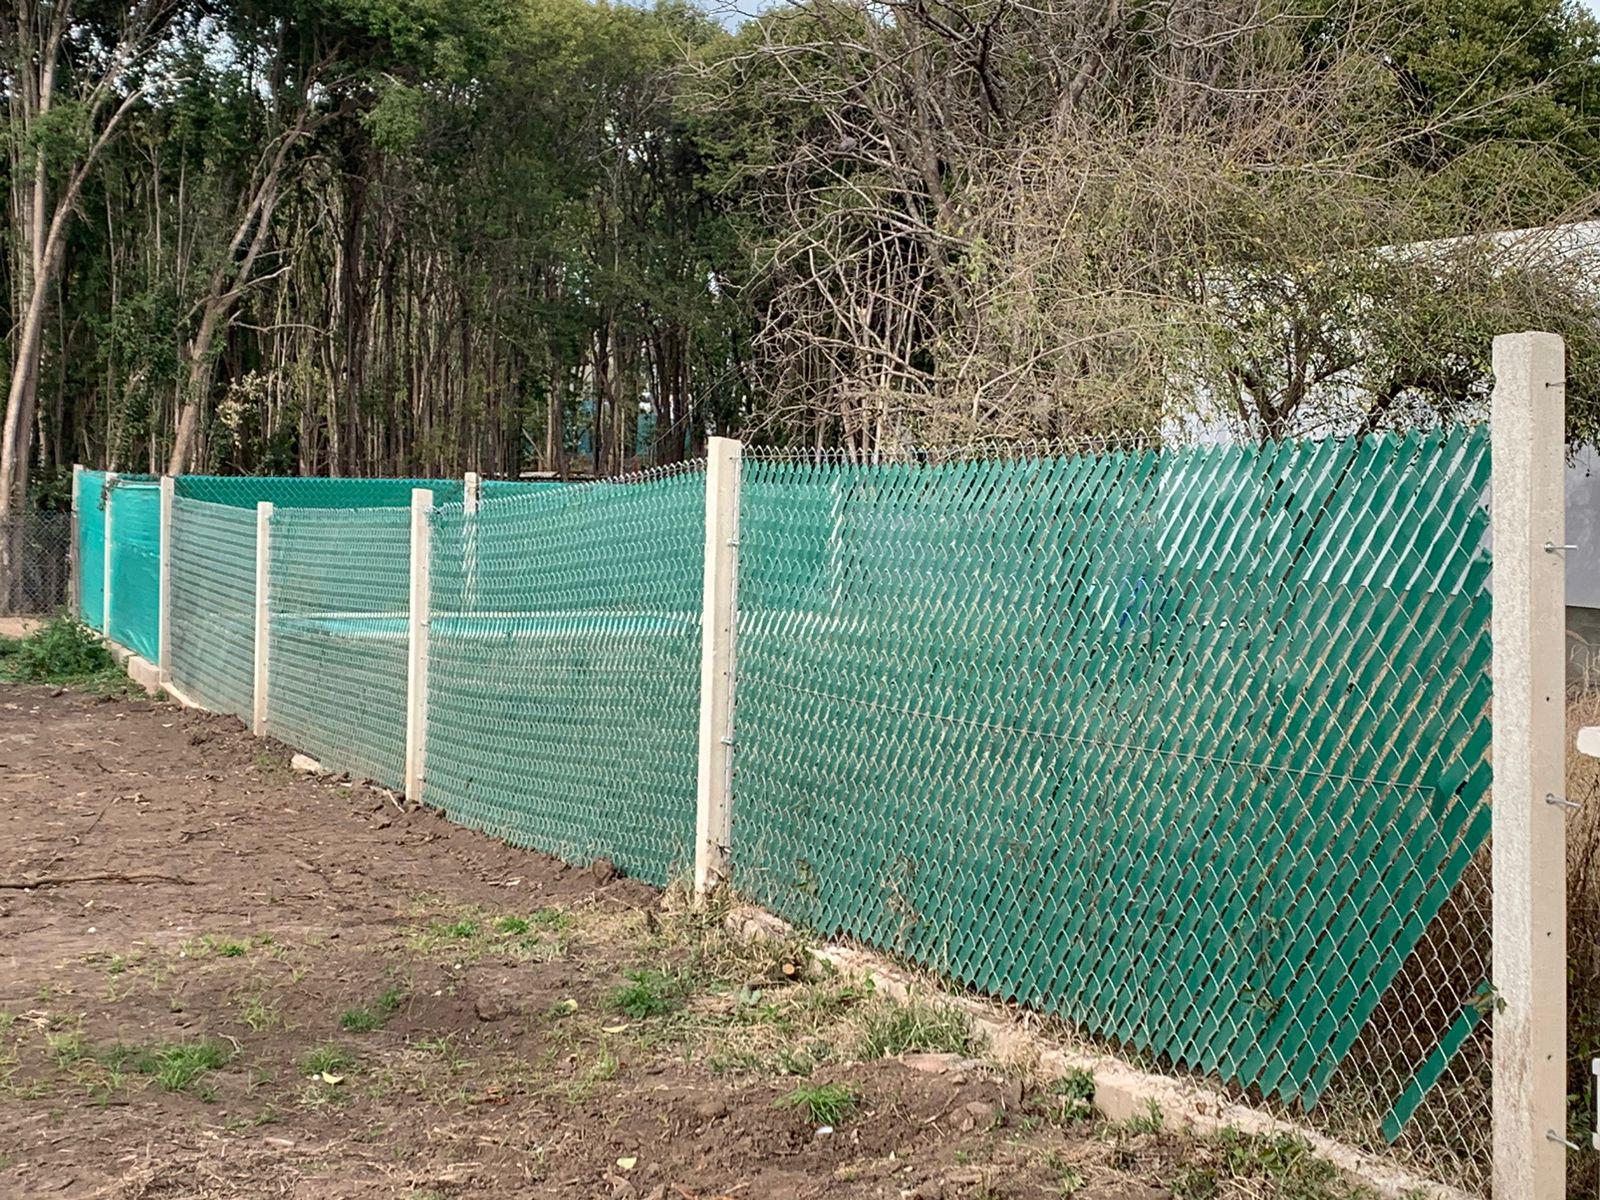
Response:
[404,488,434,802]
[462,471,481,610]
[101,471,119,635]
[1490,330,1568,1200]
[70,465,82,621]
[695,437,742,897]
[157,477,174,685]
[251,502,273,737]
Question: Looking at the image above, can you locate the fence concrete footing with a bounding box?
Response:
[726,905,1472,1200]
[104,640,163,697]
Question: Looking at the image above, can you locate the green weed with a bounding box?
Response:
[300,1044,354,1077]
[339,984,406,1033]
[0,617,133,694]
[133,1040,231,1093]
[235,993,280,1032]
[609,970,680,1019]
[778,1081,858,1125]
[855,998,975,1058]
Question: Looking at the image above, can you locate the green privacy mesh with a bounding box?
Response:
[177,475,463,509]
[480,480,564,499]
[730,428,1492,1170]
[76,471,108,630]
[424,466,704,886]
[106,482,161,660]
[265,506,412,788]
[168,498,258,721]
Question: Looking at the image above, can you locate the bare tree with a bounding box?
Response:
[696,0,1600,450]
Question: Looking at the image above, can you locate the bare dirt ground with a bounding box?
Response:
[0,686,1367,1200]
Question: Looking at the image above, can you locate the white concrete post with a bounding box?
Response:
[695,438,742,897]
[463,471,481,609]
[69,465,82,620]
[157,477,174,684]
[1490,331,1568,1200]
[404,488,434,802]
[251,502,274,737]
[101,471,119,634]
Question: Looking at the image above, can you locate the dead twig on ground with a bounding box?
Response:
[0,871,193,889]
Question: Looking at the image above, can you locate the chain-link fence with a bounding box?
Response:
[730,428,1494,1192]
[0,511,73,617]
[265,506,413,789]
[168,498,259,721]
[71,411,1564,1196]
[425,465,705,886]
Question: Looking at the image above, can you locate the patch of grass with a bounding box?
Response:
[413,1034,472,1073]
[854,997,976,1059]
[300,1044,353,1077]
[1172,1130,1373,1199]
[562,1048,619,1101]
[133,1039,231,1094]
[1122,1098,1164,1135]
[180,934,252,960]
[0,617,134,695]
[407,904,572,965]
[44,1030,89,1068]
[340,984,407,1033]
[235,992,281,1032]
[1030,1068,1096,1123]
[609,969,681,1019]
[778,1081,858,1125]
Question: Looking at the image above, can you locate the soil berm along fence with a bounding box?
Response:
[66,333,1576,1199]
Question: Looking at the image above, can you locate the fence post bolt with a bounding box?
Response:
[157,477,174,687]
[695,437,742,898]
[1491,330,1567,1200]
[251,501,273,737]
[404,488,434,803]
[101,471,119,636]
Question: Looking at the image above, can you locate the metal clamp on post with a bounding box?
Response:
[1544,792,1582,812]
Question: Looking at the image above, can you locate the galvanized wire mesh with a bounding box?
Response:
[424,464,705,886]
[0,511,72,616]
[168,498,259,720]
[729,427,1494,1192]
[265,506,412,788]
[106,482,161,660]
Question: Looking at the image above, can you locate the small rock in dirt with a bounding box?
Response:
[263,1137,295,1149]
[958,1100,999,1131]
[902,1052,965,1074]
[290,753,325,774]
[474,994,512,1022]
[587,857,621,885]
[998,1076,1023,1110]
[695,1097,728,1121]
[1080,1185,1171,1200]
